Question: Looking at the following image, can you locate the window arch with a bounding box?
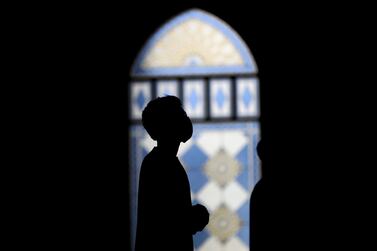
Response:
[129,9,260,251]
[131,9,257,77]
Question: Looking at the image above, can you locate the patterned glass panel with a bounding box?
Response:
[236,78,259,118]
[156,79,179,98]
[183,79,206,119]
[130,122,261,251]
[209,78,232,118]
[130,81,152,120]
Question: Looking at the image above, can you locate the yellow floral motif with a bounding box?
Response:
[204,148,241,187]
[207,205,242,242]
[142,19,244,69]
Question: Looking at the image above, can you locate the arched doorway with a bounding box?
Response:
[129,9,260,251]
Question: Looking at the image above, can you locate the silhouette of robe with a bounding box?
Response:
[135,147,194,251]
[250,176,289,250]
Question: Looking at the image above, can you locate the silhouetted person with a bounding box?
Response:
[250,139,274,251]
[250,139,278,250]
[135,96,209,251]
[250,140,289,250]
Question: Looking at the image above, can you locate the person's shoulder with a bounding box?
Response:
[251,178,268,196]
[140,148,161,173]
[142,148,159,163]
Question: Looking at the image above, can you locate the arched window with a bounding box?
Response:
[129,9,260,251]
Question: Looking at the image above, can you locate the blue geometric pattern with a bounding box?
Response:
[187,170,208,193]
[130,81,151,120]
[236,78,259,118]
[129,122,260,251]
[136,91,146,109]
[236,146,251,190]
[182,144,207,169]
[183,79,205,119]
[242,88,253,107]
[237,200,250,225]
[216,89,225,108]
[209,78,232,118]
[237,225,250,247]
[194,229,210,249]
[235,145,248,165]
[190,89,198,109]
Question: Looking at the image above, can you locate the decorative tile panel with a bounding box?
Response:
[183,79,206,119]
[130,122,260,251]
[209,78,232,118]
[236,78,259,118]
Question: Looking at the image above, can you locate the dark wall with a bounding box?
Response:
[20,1,371,250]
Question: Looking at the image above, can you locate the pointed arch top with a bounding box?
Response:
[131,9,258,77]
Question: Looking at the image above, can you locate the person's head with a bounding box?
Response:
[142,96,193,143]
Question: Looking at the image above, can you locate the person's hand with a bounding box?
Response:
[191,204,209,234]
